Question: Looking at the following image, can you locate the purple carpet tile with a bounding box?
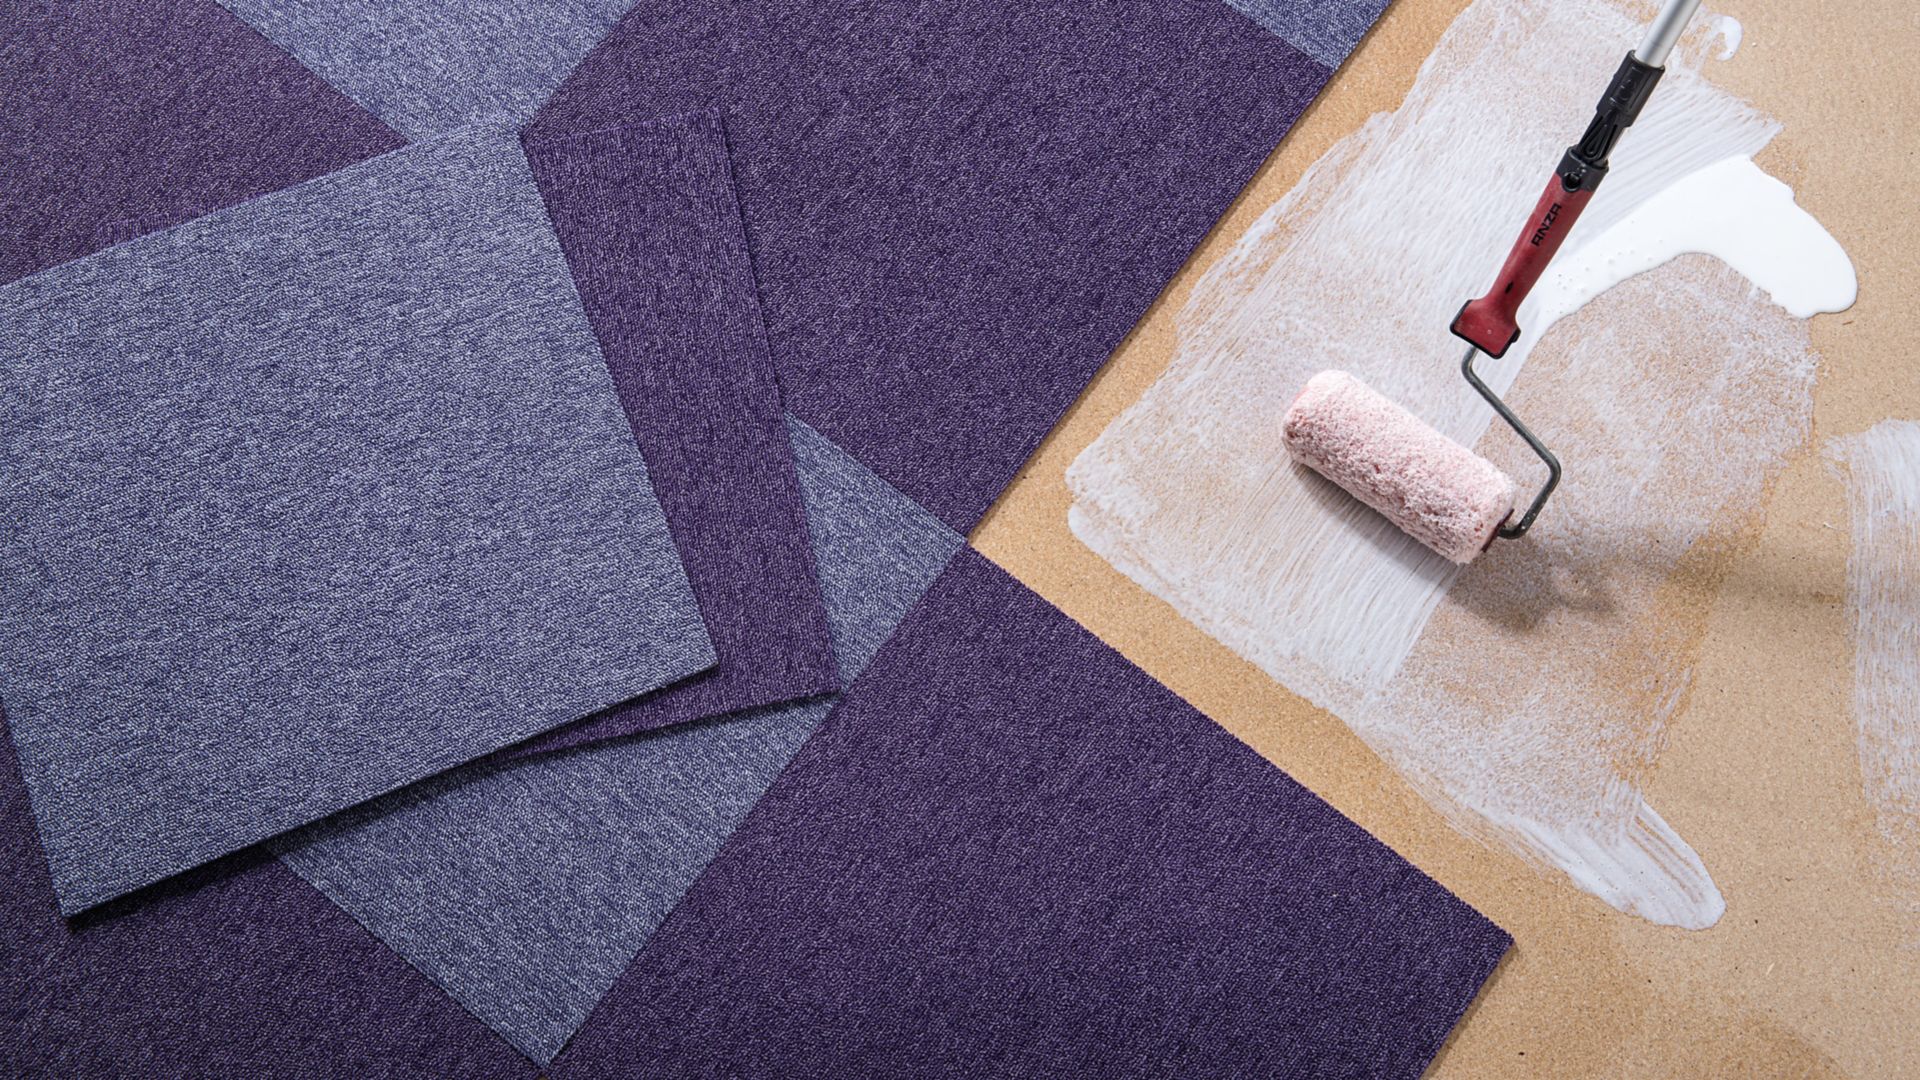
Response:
[509,114,838,756]
[551,549,1509,1079]
[531,0,1356,532]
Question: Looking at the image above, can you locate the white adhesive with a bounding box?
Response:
[1068,0,1854,927]
[1827,423,1920,929]
[1708,14,1743,60]
[1540,155,1856,322]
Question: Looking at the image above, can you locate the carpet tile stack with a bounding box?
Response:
[0,1,1509,1075]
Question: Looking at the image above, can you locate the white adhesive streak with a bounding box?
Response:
[1069,0,1854,928]
[1542,156,1857,322]
[1506,802,1722,929]
[1827,423,1920,928]
[1709,15,1743,60]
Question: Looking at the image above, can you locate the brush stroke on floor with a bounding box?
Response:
[1827,421,1920,936]
[1067,0,1855,928]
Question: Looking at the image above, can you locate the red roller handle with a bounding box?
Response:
[1450,176,1595,359]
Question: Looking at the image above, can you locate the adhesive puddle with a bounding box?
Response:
[1068,0,1855,927]
[1827,423,1920,934]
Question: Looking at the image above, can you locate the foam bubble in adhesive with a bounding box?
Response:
[1826,423,1920,934]
[1068,0,1854,928]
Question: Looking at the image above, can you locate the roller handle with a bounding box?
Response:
[1451,51,1668,359]
[1450,179,1595,358]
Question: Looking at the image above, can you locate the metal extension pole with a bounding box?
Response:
[1635,0,1705,67]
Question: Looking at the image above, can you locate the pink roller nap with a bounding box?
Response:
[1282,370,1517,564]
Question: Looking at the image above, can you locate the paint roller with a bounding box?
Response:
[1283,0,1704,564]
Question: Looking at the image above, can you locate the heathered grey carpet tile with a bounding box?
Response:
[215,0,636,138]
[1226,0,1392,67]
[0,123,713,915]
[9,19,833,756]
[276,706,824,1067]
[779,418,968,679]
[277,416,962,1065]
